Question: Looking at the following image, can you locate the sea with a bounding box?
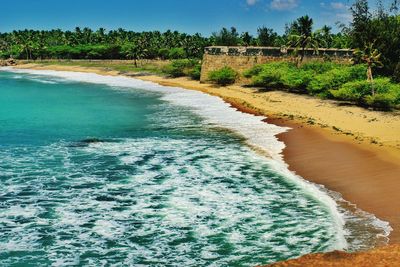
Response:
[0,68,391,266]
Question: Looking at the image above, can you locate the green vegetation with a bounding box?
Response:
[244,61,400,110]
[331,78,400,110]
[348,0,400,79]
[208,67,237,86]
[307,65,366,96]
[0,29,209,61]
[286,15,319,63]
[163,59,201,79]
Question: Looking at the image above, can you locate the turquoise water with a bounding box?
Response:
[0,70,361,266]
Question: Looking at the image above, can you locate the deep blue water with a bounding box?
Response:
[0,70,348,266]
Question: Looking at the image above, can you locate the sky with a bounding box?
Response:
[0,0,387,35]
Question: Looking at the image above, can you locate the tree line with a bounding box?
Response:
[0,24,349,61]
[0,0,399,79]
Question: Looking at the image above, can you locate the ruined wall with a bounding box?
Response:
[200,46,354,84]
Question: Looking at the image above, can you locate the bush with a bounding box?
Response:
[188,63,202,80]
[158,48,170,60]
[330,80,372,103]
[364,93,398,110]
[307,65,367,96]
[393,62,400,83]
[244,62,313,92]
[331,78,400,110]
[168,47,186,59]
[243,64,264,78]
[208,67,237,86]
[300,61,336,74]
[281,69,314,92]
[246,62,296,88]
[163,59,198,77]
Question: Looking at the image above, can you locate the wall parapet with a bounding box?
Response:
[200,46,354,83]
[204,46,354,58]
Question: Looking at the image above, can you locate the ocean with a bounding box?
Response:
[0,68,390,266]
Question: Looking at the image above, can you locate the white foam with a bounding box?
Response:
[1,67,391,252]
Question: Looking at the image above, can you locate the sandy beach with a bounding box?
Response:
[11,63,400,245]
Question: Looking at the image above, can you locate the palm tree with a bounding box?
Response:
[315,25,333,48]
[123,42,148,67]
[354,43,383,95]
[287,15,319,64]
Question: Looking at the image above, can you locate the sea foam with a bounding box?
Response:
[1,67,392,253]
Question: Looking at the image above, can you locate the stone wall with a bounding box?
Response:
[200,46,354,83]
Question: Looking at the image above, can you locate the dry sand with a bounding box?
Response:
[12,64,400,245]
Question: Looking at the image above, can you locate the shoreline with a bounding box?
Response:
[7,64,400,246]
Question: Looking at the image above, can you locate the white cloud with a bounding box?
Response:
[246,0,259,6]
[270,0,299,11]
[318,1,352,24]
[330,2,346,10]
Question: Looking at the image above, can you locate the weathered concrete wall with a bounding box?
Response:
[200,46,354,83]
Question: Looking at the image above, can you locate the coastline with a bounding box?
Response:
[7,64,400,246]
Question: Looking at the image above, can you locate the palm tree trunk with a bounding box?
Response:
[367,65,375,95]
[300,47,305,63]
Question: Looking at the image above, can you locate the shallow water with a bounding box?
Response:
[0,69,389,266]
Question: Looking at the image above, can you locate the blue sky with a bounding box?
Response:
[0,0,385,35]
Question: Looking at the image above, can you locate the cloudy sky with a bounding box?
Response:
[0,0,385,35]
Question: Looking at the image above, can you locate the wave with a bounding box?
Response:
[1,67,392,252]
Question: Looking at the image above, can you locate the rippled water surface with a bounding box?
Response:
[0,70,355,266]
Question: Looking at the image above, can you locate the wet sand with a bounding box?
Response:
[264,244,400,267]
[266,117,400,244]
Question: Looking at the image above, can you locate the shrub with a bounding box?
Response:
[244,62,316,92]
[330,80,372,103]
[163,59,198,77]
[243,64,264,78]
[300,61,337,74]
[307,65,367,96]
[247,62,296,88]
[208,67,237,86]
[281,69,314,92]
[393,62,400,83]
[158,48,170,60]
[331,78,400,110]
[364,93,398,110]
[188,63,202,80]
[168,47,186,59]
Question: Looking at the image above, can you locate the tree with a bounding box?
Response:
[122,42,147,67]
[354,43,383,95]
[315,25,333,48]
[257,26,277,46]
[240,32,253,46]
[350,0,373,49]
[287,15,319,64]
[212,27,239,46]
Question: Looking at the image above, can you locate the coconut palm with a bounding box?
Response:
[287,15,319,64]
[354,43,383,95]
[123,41,148,67]
[315,25,333,48]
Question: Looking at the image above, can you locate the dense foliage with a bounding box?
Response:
[347,0,400,79]
[0,29,210,60]
[162,59,201,79]
[0,21,350,61]
[244,62,400,110]
[208,67,237,86]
